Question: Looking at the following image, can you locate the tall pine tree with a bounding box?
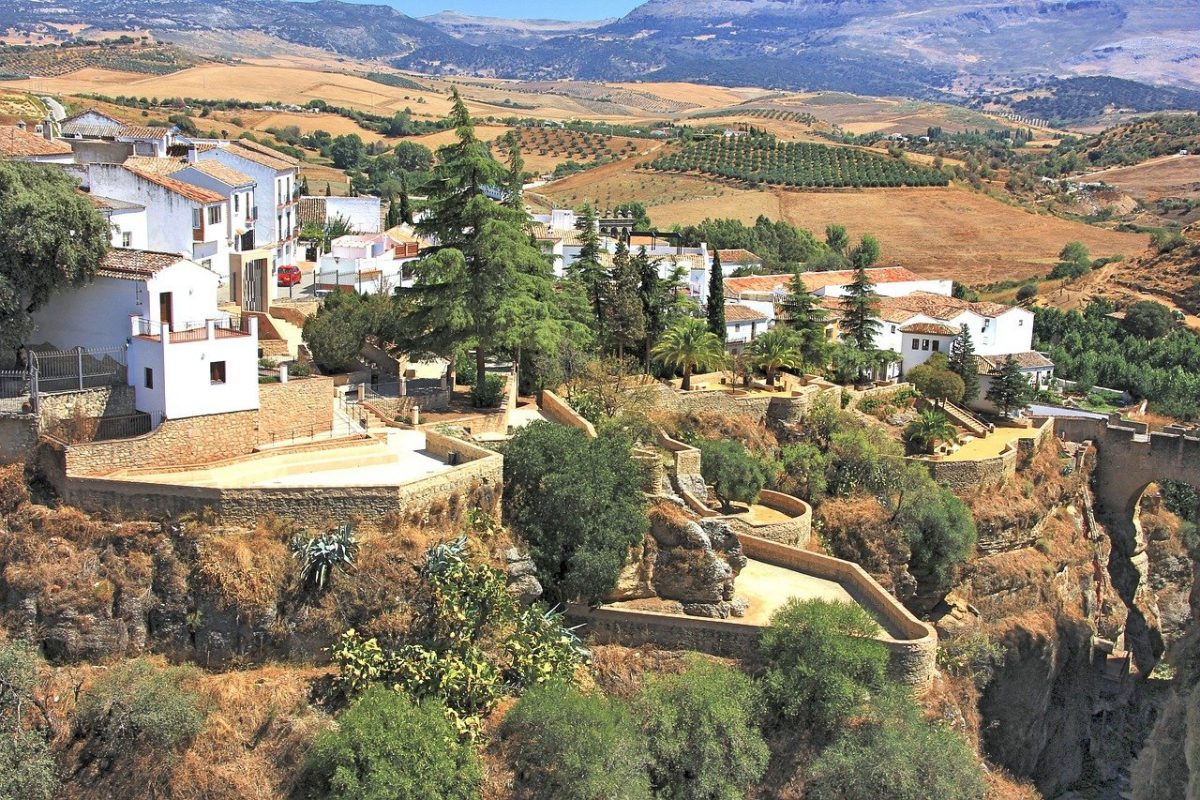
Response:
[501,130,525,211]
[948,323,981,404]
[839,265,882,352]
[606,239,646,361]
[567,204,606,330]
[779,270,830,369]
[985,356,1033,417]
[706,249,726,341]
[394,92,557,387]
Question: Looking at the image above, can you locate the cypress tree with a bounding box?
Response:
[839,265,882,352]
[567,204,606,330]
[397,174,413,225]
[706,249,726,341]
[948,323,981,405]
[606,239,646,361]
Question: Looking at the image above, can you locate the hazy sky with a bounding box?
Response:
[392,1,640,20]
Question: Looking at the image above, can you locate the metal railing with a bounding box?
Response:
[263,415,367,446]
[0,369,30,400]
[132,316,250,343]
[29,346,127,394]
[46,411,159,444]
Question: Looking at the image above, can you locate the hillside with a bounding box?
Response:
[3,0,1200,106]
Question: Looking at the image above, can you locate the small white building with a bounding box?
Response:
[317,233,420,295]
[30,249,260,421]
[724,304,769,354]
[974,352,1056,414]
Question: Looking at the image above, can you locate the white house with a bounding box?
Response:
[974,352,1056,414]
[85,162,231,282]
[60,109,179,160]
[317,233,422,295]
[91,196,148,249]
[192,139,301,269]
[29,249,260,422]
[0,123,74,163]
[716,249,763,274]
[171,160,258,254]
[724,304,770,354]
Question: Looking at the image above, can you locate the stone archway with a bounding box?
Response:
[1048,414,1200,669]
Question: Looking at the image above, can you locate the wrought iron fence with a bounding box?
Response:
[29,346,127,394]
[46,411,160,444]
[0,369,30,400]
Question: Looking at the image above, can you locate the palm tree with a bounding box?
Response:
[749,328,803,386]
[651,317,726,391]
[904,410,959,455]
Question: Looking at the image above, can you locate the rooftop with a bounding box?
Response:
[118,125,173,139]
[229,139,299,170]
[123,164,225,204]
[716,248,762,264]
[726,266,926,298]
[900,322,958,335]
[724,304,769,323]
[178,159,254,187]
[97,249,186,280]
[124,155,187,176]
[89,195,144,212]
[876,291,1020,323]
[976,352,1055,374]
[61,108,121,126]
[0,125,72,157]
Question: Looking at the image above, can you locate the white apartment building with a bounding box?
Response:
[192,140,301,269]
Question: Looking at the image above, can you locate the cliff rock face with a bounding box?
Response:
[608,503,747,618]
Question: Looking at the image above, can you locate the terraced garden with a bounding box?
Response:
[645,135,950,189]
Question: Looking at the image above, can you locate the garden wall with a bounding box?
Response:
[922,418,1054,492]
[64,377,335,476]
[0,412,36,463]
[721,490,812,547]
[540,390,596,438]
[569,533,935,686]
[37,385,136,430]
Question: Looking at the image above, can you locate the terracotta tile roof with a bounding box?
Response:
[724,304,768,323]
[229,140,298,170]
[899,322,958,335]
[178,159,253,187]
[877,292,1020,322]
[976,352,1055,374]
[97,249,185,280]
[0,126,73,157]
[717,248,762,264]
[62,123,123,138]
[802,266,925,291]
[299,197,326,227]
[725,274,790,296]
[123,165,225,204]
[124,156,187,176]
[118,125,172,139]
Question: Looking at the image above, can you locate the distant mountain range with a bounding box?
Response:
[4,0,1200,103]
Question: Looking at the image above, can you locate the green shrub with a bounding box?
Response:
[469,373,505,408]
[303,687,481,800]
[1016,282,1038,302]
[504,422,647,603]
[636,656,768,800]
[0,731,57,800]
[73,658,205,760]
[758,599,889,738]
[696,438,770,512]
[501,682,651,800]
[894,483,976,592]
[807,690,985,800]
[1151,228,1186,254]
[290,523,358,593]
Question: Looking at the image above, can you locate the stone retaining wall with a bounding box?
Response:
[64,376,335,476]
[568,536,937,686]
[0,413,36,463]
[37,385,136,431]
[639,380,836,425]
[540,390,597,438]
[922,418,1054,492]
[62,432,503,526]
[721,490,813,547]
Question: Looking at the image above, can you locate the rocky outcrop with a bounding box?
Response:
[505,547,543,604]
[608,503,748,619]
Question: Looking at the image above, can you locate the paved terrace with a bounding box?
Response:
[940,424,1042,462]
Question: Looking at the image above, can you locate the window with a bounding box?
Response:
[922,339,930,351]
[191,208,202,229]
[734,324,741,332]
[207,206,221,225]
[121,231,132,247]
[233,194,240,213]
[932,340,940,352]
[144,367,153,389]
[890,325,896,333]
[912,338,920,350]
[210,360,226,385]
[201,259,212,271]
[1019,319,1024,326]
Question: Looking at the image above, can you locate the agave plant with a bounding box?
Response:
[290,523,358,592]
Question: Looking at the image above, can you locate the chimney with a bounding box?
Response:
[42,116,53,141]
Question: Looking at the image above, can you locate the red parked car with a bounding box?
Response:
[277,264,302,287]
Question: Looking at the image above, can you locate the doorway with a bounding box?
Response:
[158,291,174,331]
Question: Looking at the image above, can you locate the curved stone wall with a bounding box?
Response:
[720,490,813,548]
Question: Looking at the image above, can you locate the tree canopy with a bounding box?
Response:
[0,161,109,365]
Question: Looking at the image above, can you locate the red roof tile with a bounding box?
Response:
[123,165,224,204]
[723,304,768,323]
[97,249,186,280]
[0,126,72,157]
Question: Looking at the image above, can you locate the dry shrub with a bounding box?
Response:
[0,463,29,515]
[673,410,779,454]
[816,497,908,577]
[192,529,289,613]
[589,643,691,699]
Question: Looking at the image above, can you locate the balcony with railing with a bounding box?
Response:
[131,314,257,344]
